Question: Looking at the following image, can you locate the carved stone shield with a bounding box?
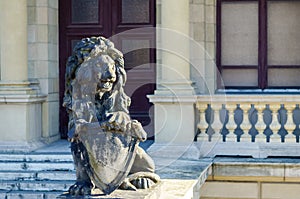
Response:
[78,126,138,195]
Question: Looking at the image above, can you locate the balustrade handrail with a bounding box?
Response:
[196,94,300,103]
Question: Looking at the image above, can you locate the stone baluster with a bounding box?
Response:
[210,103,223,141]
[240,104,252,142]
[197,103,209,141]
[269,104,282,143]
[254,104,266,141]
[284,103,296,142]
[225,104,237,142]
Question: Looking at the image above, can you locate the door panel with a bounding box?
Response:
[117,35,156,138]
[121,0,150,23]
[112,0,155,33]
[71,0,100,24]
[59,0,156,138]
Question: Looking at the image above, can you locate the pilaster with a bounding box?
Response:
[0,0,46,152]
[149,0,196,144]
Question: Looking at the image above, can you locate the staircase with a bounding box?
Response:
[0,140,75,198]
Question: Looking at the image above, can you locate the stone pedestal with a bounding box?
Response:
[0,81,46,152]
[148,96,196,144]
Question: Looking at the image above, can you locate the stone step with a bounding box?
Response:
[0,190,64,199]
[0,170,75,181]
[0,141,76,197]
[37,171,76,181]
[0,153,73,162]
[0,180,73,192]
[0,161,74,172]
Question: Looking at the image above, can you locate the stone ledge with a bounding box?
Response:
[148,94,197,103]
[0,94,46,103]
[210,157,300,182]
[0,80,46,103]
[58,179,199,199]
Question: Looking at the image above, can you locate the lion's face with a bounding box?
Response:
[94,55,117,94]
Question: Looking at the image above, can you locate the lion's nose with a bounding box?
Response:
[103,73,112,80]
[104,70,116,80]
[141,134,147,142]
[139,129,147,142]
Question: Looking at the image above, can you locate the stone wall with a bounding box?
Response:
[189,0,217,94]
[201,160,300,199]
[202,180,300,199]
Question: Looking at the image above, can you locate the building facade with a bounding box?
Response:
[1,0,300,198]
[0,0,300,156]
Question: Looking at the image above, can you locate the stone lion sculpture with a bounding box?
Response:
[63,36,159,196]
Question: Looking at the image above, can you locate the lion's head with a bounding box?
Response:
[63,36,127,104]
[63,36,131,135]
[93,54,117,95]
[76,52,117,99]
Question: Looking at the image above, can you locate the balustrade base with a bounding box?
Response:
[239,134,252,143]
[270,134,282,143]
[195,141,300,158]
[225,134,237,142]
[284,134,296,143]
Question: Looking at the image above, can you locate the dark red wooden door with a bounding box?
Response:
[59,0,156,138]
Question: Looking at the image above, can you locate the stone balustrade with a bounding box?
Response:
[195,95,300,158]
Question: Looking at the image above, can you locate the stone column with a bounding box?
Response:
[0,0,28,81]
[158,0,193,95]
[0,0,46,151]
[148,0,196,145]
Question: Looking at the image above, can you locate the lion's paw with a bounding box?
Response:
[120,172,160,190]
[130,177,156,189]
[68,181,92,196]
[119,178,138,191]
